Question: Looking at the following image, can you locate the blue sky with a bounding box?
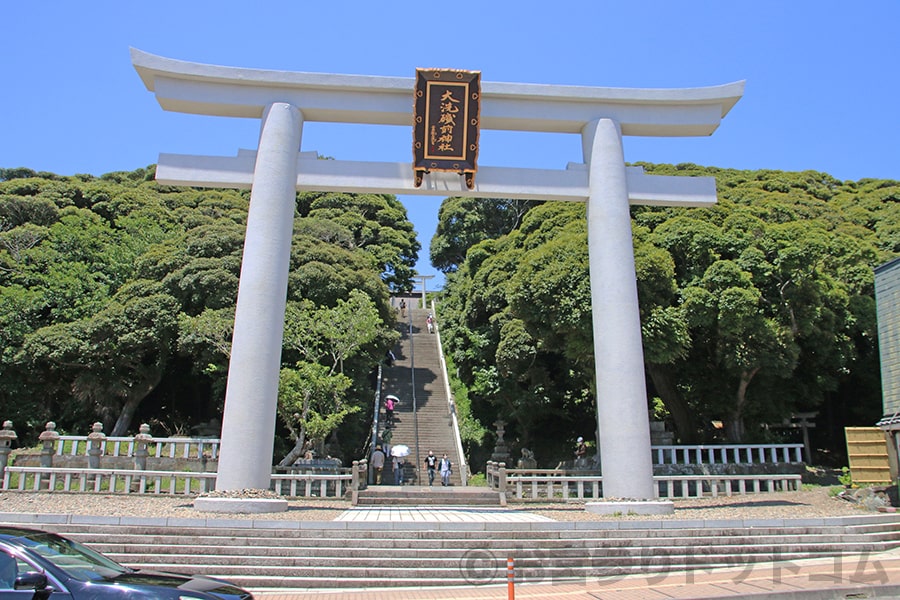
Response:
[2,2,898,290]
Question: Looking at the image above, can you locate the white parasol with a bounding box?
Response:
[390,444,410,457]
[385,395,399,402]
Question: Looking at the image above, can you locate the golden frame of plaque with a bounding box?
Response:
[412,68,481,189]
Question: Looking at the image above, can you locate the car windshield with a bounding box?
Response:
[17,531,130,581]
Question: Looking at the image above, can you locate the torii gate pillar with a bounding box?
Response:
[583,119,655,499]
[214,103,302,492]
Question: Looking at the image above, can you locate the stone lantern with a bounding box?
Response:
[87,422,106,469]
[490,419,511,464]
[38,422,59,468]
[0,421,17,480]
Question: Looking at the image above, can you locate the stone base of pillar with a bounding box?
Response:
[585,499,674,516]
[193,497,289,514]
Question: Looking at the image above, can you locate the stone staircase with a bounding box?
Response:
[380,302,463,488]
[6,515,900,590]
[356,486,502,506]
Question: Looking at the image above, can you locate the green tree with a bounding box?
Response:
[0,169,416,457]
[298,192,420,292]
[438,164,892,461]
[17,280,179,435]
[430,197,540,273]
[278,289,386,465]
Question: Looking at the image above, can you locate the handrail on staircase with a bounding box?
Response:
[431,299,469,486]
[367,364,384,485]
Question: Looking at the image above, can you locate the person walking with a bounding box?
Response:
[574,436,587,468]
[371,445,386,485]
[393,454,404,485]
[399,299,406,318]
[439,453,452,486]
[426,314,435,333]
[424,450,437,486]
[384,395,395,426]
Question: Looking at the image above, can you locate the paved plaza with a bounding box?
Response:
[335,506,554,523]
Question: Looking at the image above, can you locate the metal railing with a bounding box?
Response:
[431,299,469,485]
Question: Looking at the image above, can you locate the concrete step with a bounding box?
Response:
[98,539,897,563]
[356,486,501,506]
[85,548,900,589]
[52,520,900,543]
[8,516,900,590]
[379,306,464,486]
[66,528,900,549]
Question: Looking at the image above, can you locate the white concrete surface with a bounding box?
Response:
[214,103,302,492]
[583,118,656,500]
[335,507,554,523]
[585,500,675,516]
[132,48,743,137]
[157,152,719,206]
[192,497,290,514]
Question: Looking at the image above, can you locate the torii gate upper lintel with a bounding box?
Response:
[132,48,743,511]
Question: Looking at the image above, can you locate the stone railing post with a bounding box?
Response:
[38,422,59,468]
[498,462,508,495]
[133,423,152,471]
[0,421,17,483]
[358,459,368,491]
[350,459,368,505]
[486,460,496,488]
[87,422,106,469]
[351,460,360,490]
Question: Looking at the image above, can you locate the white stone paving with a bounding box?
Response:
[335,506,554,522]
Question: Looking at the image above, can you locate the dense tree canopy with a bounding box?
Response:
[0,168,417,460]
[4,162,898,469]
[438,165,899,464]
[430,197,541,274]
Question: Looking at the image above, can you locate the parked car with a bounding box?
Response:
[0,526,253,599]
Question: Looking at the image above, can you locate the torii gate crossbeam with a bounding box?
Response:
[132,49,743,512]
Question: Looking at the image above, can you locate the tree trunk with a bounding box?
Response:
[646,362,698,443]
[724,367,760,443]
[278,393,312,467]
[278,432,307,467]
[110,371,162,436]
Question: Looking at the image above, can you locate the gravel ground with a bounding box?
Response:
[0,487,875,522]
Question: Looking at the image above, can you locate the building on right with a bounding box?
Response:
[873,257,900,481]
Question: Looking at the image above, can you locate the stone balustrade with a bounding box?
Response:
[652,443,805,465]
[2,466,356,498]
[487,459,803,501]
[4,421,220,471]
[0,421,368,499]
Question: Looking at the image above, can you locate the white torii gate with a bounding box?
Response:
[132,49,743,510]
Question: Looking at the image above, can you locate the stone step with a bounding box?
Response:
[65,529,900,548]
[356,486,501,506]
[96,538,896,562]
[90,547,900,589]
[8,516,900,590]
[51,518,899,541]
[380,307,464,487]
